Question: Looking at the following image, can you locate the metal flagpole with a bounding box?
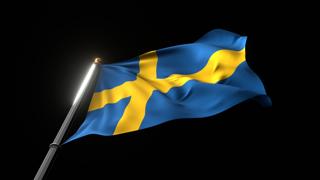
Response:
[34,58,102,180]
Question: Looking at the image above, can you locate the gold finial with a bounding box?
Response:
[94,57,102,64]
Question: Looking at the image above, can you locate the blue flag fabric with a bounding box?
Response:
[65,29,271,143]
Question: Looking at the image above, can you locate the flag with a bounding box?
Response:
[65,29,271,143]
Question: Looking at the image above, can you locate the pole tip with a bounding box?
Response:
[94,57,102,64]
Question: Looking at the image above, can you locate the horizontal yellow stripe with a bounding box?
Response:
[151,48,246,93]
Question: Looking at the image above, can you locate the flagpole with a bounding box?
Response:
[34,58,102,180]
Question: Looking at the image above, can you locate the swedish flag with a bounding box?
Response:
[66,29,271,143]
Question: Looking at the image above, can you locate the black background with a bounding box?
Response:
[16,1,282,179]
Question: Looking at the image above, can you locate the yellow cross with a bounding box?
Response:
[88,48,245,135]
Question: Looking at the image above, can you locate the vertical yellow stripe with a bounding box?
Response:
[113,51,158,135]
